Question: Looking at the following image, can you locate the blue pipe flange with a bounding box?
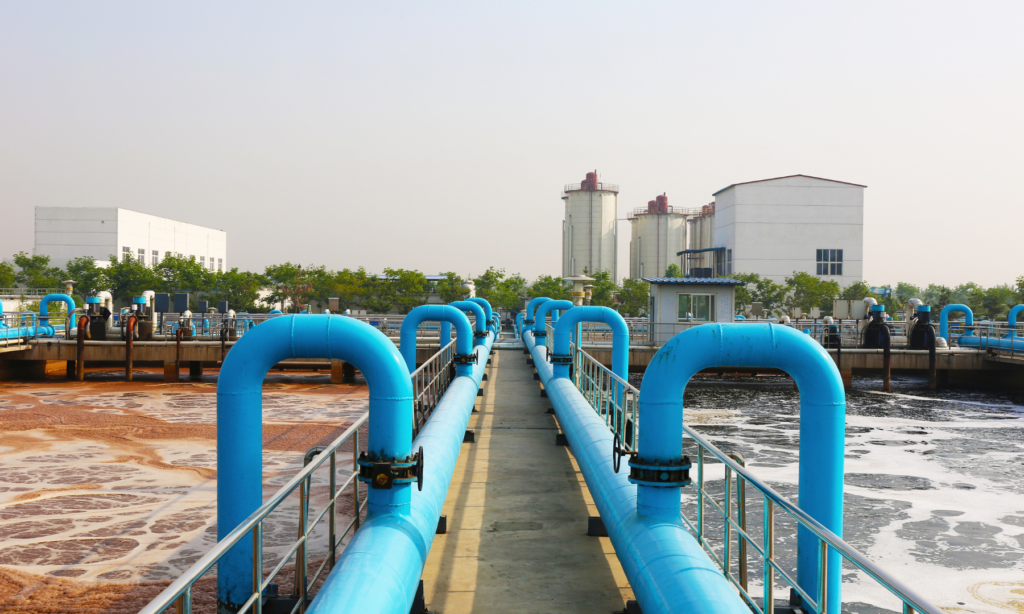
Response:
[454,353,478,365]
[357,446,423,491]
[627,456,692,487]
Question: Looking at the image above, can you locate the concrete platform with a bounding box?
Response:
[421,349,632,613]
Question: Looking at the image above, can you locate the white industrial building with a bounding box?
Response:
[680,175,865,286]
[627,194,693,279]
[561,171,618,281]
[34,207,227,271]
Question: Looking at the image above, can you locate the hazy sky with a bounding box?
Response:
[2,2,1022,288]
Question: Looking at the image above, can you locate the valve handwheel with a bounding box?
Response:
[613,436,622,473]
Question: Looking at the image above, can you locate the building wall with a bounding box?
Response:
[684,209,716,271]
[650,282,735,344]
[35,207,227,271]
[629,213,686,279]
[562,189,617,281]
[714,176,864,287]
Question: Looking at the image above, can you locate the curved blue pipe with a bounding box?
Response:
[515,312,524,337]
[216,315,412,610]
[400,305,473,376]
[523,296,551,337]
[466,297,494,332]
[40,293,76,328]
[1008,304,1024,337]
[939,304,973,340]
[524,330,747,614]
[268,309,283,315]
[449,301,487,346]
[308,323,494,614]
[640,323,845,613]
[533,300,574,335]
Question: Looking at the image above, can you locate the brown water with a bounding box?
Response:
[0,368,367,613]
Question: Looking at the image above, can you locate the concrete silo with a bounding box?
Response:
[561,171,618,281]
[627,194,689,279]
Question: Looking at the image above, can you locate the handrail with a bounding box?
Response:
[138,413,369,614]
[567,344,942,614]
[411,339,457,436]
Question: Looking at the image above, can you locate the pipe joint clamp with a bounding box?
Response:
[473,331,488,339]
[549,353,573,364]
[454,353,478,365]
[627,455,692,487]
[523,320,534,326]
[533,331,547,338]
[357,446,424,491]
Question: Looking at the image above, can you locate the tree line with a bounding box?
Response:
[0,253,652,316]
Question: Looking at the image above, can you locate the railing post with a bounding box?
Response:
[252,522,262,614]
[818,539,828,614]
[296,477,308,611]
[175,586,192,614]
[697,447,705,545]
[764,498,775,614]
[329,450,337,570]
[725,465,732,579]
[353,430,361,530]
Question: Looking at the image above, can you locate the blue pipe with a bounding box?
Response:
[939,304,973,340]
[533,300,574,344]
[215,315,413,611]
[448,301,487,346]
[515,312,524,337]
[523,297,550,339]
[956,335,1024,351]
[1008,304,1024,337]
[551,306,628,381]
[308,323,494,614]
[400,305,474,376]
[268,309,283,315]
[524,330,747,614]
[640,324,845,613]
[40,293,76,328]
[466,297,495,332]
[0,325,55,340]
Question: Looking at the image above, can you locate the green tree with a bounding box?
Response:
[385,268,429,314]
[488,273,528,311]
[588,271,619,307]
[922,284,952,311]
[979,285,1016,319]
[304,265,336,311]
[208,269,267,313]
[784,271,840,314]
[1016,276,1024,302]
[334,268,369,311]
[664,263,682,278]
[436,272,468,304]
[13,252,64,288]
[618,278,650,316]
[732,272,787,315]
[158,254,216,299]
[894,282,922,306]
[839,281,872,301]
[263,262,312,312]
[472,267,506,299]
[105,253,162,304]
[65,256,108,303]
[528,275,570,301]
[0,261,16,288]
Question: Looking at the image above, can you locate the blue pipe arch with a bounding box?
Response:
[400,305,474,376]
[939,304,973,340]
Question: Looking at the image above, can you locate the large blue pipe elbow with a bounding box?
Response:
[40,293,76,328]
[640,324,846,613]
[533,300,574,336]
[515,312,524,337]
[449,301,487,346]
[308,321,494,614]
[523,297,550,339]
[939,304,973,340]
[401,305,474,376]
[466,297,495,332]
[1008,305,1024,337]
[215,315,413,611]
[551,307,628,387]
[524,330,747,614]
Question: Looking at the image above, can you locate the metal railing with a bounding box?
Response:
[562,181,619,194]
[565,344,942,614]
[411,339,457,437]
[139,413,368,614]
[0,288,61,299]
[140,337,461,614]
[0,311,41,348]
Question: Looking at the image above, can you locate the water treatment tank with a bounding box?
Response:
[562,170,619,281]
[628,193,689,279]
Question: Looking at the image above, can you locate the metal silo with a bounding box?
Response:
[561,171,619,281]
[627,194,691,279]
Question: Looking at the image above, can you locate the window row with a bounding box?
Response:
[120,247,223,271]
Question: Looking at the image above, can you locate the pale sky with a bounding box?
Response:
[2,2,1022,288]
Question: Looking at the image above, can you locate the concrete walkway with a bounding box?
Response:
[421,349,632,613]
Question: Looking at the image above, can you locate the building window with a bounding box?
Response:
[200,256,205,267]
[816,249,843,276]
[726,249,733,275]
[677,293,716,322]
[177,253,183,259]
[122,246,131,261]
[138,248,146,265]
[152,250,159,266]
[218,258,223,272]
